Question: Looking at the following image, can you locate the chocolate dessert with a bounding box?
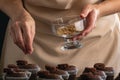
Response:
[3,68,14,74]
[57,64,78,75]
[18,63,40,73]
[103,67,114,80]
[94,63,114,80]
[79,72,103,80]
[93,70,107,80]
[13,68,26,72]
[57,64,76,71]
[83,67,107,80]
[18,64,40,80]
[94,63,105,70]
[83,67,97,73]
[37,71,50,78]
[37,70,63,80]
[45,65,56,71]
[6,72,27,77]
[3,68,31,80]
[16,60,28,66]
[45,65,69,79]
[7,64,19,69]
[68,74,76,80]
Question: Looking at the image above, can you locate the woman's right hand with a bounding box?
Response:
[10,11,35,54]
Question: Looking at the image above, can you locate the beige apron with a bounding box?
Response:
[1,0,120,77]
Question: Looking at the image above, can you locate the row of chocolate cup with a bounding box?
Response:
[37,64,78,80]
[78,63,114,80]
[2,60,116,80]
[2,60,78,80]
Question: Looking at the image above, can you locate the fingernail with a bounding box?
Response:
[27,50,33,54]
[80,14,85,18]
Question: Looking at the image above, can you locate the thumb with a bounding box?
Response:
[80,5,92,18]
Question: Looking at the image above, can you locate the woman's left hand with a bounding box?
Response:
[74,4,100,40]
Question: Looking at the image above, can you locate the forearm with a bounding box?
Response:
[0,0,27,20]
[97,0,120,17]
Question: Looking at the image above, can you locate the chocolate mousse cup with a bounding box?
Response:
[104,67,114,80]
[83,67,107,80]
[37,71,63,80]
[16,60,41,80]
[45,65,69,79]
[57,64,78,80]
[79,72,103,80]
[25,64,40,80]
[4,72,30,80]
[57,64,78,75]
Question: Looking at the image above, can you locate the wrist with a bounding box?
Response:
[10,10,27,20]
[94,0,115,18]
[0,0,28,20]
[95,4,104,18]
[11,9,30,21]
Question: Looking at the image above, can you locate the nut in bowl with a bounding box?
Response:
[51,15,85,50]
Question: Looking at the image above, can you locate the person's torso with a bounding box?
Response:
[24,0,102,10]
[23,0,119,38]
[23,0,102,24]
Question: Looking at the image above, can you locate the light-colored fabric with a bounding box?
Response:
[1,0,120,78]
[25,0,74,9]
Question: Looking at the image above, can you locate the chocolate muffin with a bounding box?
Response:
[18,64,40,80]
[16,60,28,66]
[3,68,14,73]
[94,63,114,80]
[37,70,63,80]
[68,74,76,80]
[37,71,50,78]
[7,64,19,69]
[13,68,31,78]
[83,67,97,73]
[103,67,114,80]
[103,67,114,76]
[94,70,107,80]
[5,72,29,80]
[45,65,56,71]
[79,72,103,80]
[3,68,31,80]
[6,72,27,77]
[18,64,40,74]
[13,68,26,72]
[83,67,107,80]
[94,63,105,70]
[45,65,69,79]
[57,64,78,75]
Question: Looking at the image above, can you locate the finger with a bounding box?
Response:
[82,10,97,36]
[11,22,26,53]
[22,23,33,54]
[29,25,35,53]
[73,34,83,40]
[30,24,35,42]
[80,5,92,18]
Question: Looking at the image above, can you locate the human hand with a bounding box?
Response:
[74,4,100,40]
[10,11,35,54]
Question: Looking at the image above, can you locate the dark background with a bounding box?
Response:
[0,11,9,57]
